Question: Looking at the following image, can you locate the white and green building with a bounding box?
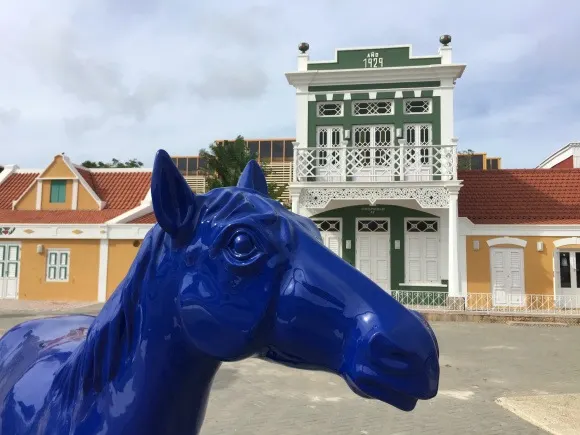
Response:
[287,37,466,298]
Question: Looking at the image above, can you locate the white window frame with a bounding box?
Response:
[352,99,395,116]
[311,218,343,257]
[316,101,344,117]
[403,98,433,115]
[46,248,71,282]
[403,218,441,285]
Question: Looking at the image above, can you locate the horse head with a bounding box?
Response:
[151,149,439,412]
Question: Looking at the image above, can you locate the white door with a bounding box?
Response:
[352,125,395,181]
[316,127,343,182]
[312,219,342,257]
[490,248,525,307]
[404,124,432,181]
[405,235,440,283]
[0,243,20,299]
[555,251,580,308]
[356,219,390,292]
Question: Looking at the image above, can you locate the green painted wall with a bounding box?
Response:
[311,205,447,292]
[307,47,441,70]
[309,94,440,153]
[308,81,440,92]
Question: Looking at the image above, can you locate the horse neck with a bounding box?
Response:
[54,227,222,427]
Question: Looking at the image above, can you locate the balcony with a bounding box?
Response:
[293,144,457,183]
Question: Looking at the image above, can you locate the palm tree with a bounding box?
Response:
[198,135,289,205]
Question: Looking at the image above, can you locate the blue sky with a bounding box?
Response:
[0,0,578,168]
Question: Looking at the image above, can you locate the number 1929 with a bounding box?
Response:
[363,57,383,68]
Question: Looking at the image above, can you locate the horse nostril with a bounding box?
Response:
[368,333,410,373]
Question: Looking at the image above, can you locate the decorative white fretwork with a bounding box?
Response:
[317,102,343,117]
[404,99,432,114]
[357,219,389,232]
[299,187,450,209]
[406,219,439,233]
[311,219,341,232]
[353,100,393,116]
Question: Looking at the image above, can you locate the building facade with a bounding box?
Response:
[286,38,466,299]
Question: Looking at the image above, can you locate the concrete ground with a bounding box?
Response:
[1,306,578,434]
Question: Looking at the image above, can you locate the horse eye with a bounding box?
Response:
[228,232,256,258]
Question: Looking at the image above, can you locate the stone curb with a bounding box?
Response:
[420,310,580,325]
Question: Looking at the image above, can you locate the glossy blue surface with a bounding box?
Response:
[0,150,440,434]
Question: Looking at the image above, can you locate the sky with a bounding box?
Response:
[0,0,579,169]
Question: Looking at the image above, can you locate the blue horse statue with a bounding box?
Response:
[0,150,440,434]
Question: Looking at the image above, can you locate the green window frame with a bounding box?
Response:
[49,180,66,203]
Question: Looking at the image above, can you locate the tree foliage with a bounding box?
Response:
[81,158,144,168]
[198,135,289,204]
[457,149,475,170]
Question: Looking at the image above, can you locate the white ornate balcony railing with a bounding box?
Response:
[293,144,457,183]
[391,291,580,316]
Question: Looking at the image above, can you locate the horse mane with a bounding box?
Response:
[52,188,292,405]
[53,224,168,404]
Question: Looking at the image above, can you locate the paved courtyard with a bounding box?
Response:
[1,311,578,434]
[203,322,579,434]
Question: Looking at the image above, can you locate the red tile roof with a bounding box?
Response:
[459,169,580,224]
[90,172,151,209]
[0,168,151,224]
[129,212,157,224]
[0,210,129,224]
[0,172,39,209]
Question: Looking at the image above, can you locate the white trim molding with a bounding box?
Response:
[0,223,154,240]
[62,156,105,210]
[0,165,19,186]
[71,179,79,210]
[286,65,466,88]
[107,202,153,224]
[486,237,527,248]
[35,181,42,210]
[459,217,580,237]
[97,239,108,302]
[537,142,580,169]
[553,237,580,248]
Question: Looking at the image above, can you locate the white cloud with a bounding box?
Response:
[0,0,578,169]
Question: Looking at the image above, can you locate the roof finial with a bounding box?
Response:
[439,34,452,46]
[298,42,309,54]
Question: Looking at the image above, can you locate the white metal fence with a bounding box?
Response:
[391,291,580,316]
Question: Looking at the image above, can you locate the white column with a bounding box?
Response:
[447,190,460,297]
[71,179,79,210]
[97,238,109,302]
[35,180,42,210]
[291,194,300,214]
[439,78,455,147]
[296,87,309,149]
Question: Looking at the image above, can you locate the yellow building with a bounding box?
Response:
[459,166,580,310]
[0,154,154,301]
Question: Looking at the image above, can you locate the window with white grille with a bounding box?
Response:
[405,124,432,166]
[405,220,439,284]
[312,219,341,232]
[404,98,432,114]
[46,249,70,282]
[357,220,389,232]
[352,125,394,167]
[317,102,343,117]
[353,100,394,116]
[317,126,343,167]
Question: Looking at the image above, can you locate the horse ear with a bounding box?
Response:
[151,149,197,242]
[237,160,269,196]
